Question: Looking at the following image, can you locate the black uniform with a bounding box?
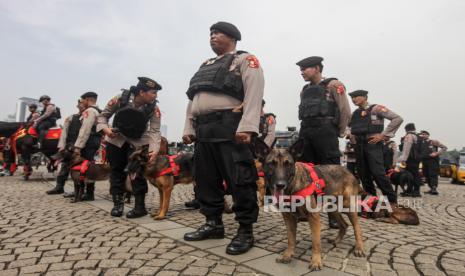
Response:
[298,79,343,164]
[350,104,401,203]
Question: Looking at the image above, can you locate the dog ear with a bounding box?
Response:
[253,139,271,161]
[289,139,304,161]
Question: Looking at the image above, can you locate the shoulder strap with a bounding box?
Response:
[319,77,338,87]
[89,106,102,113]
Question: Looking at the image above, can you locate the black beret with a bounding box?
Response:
[296,56,323,69]
[137,77,162,91]
[80,91,98,99]
[39,95,51,102]
[210,21,241,41]
[405,123,416,131]
[420,130,430,135]
[349,90,369,97]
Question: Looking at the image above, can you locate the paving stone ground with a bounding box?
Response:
[1,170,465,276]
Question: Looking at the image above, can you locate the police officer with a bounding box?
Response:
[348,90,403,204]
[182,22,264,255]
[72,92,102,201]
[419,130,447,195]
[259,100,276,148]
[46,100,86,195]
[97,77,162,218]
[296,56,351,164]
[296,56,351,228]
[33,95,61,149]
[26,104,40,124]
[398,123,422,197]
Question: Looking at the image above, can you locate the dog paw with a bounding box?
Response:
[353,248,365,257]
[275,256,292,264]
[309,261,322,271]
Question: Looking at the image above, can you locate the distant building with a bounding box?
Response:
[15,97,40,122]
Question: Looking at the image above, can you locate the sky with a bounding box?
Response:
[1,0,464,149]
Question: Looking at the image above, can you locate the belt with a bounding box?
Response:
[301,117,334,128]
[195,109,240,125]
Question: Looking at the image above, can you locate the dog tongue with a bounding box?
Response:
[274,190,284,201]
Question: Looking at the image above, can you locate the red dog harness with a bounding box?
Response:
[292,163,326,198]
[71,160,90,182]
[257,171,265,177]
[156,155,180,177]
[358,196,379,218]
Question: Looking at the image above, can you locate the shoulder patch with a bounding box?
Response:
[82,111,89,118]
[155,106,161,118]
[375,105,388,112]
[337,85,345,94]
[246,55,260,68]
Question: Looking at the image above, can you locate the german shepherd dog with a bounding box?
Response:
[126,146,195,220]
[367,197,420,225]
[255,139,365,271]
[51,145,111,202]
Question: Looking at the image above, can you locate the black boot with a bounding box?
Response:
[184,198,200,209]
[126,194,148,218]
[226,223,254,255]
[184,218,225,241]
[328,214,339,229]
[46,182,65,195]
[111,194,124,217]
[431,187,439,195]
[82,183,95,201]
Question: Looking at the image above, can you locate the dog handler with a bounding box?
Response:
[348,90,403,204]
[97,77,162,218]
[182,22,264,255]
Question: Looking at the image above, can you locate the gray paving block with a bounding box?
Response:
[244,253,351,276]
[142,221,185,231]
[207,245,272,263]
[158,227,231,250]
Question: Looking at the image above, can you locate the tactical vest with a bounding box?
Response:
[350,105,384,135]
[186,51,247,101]
[66,114,82,145]
[113,90,156,139]
[298,78,338,121]
[259,113,275,138]
[40,104,61,121]
[66,106,102,146]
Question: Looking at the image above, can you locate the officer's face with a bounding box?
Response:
[78,102,86,113]
[351,96,367,106]
[210,30,235,55]
[41,99,50,106]
[300,66,318,81]
[28,107,36,113]
[140,90,158,104]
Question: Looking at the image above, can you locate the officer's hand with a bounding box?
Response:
[182,135,195,145]
[103,128,117,138]
[235,132,252,144]
[368,134,385,144]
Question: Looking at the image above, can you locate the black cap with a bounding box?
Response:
[80,91,98,99]
[28,103,37,109]
[420,130,430,135]
[296,56,323,69]
[39,95,51,102]
[136,77,162,91]
[405,123,416,131]
[349,90,369,98]
[210,21,241,41]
